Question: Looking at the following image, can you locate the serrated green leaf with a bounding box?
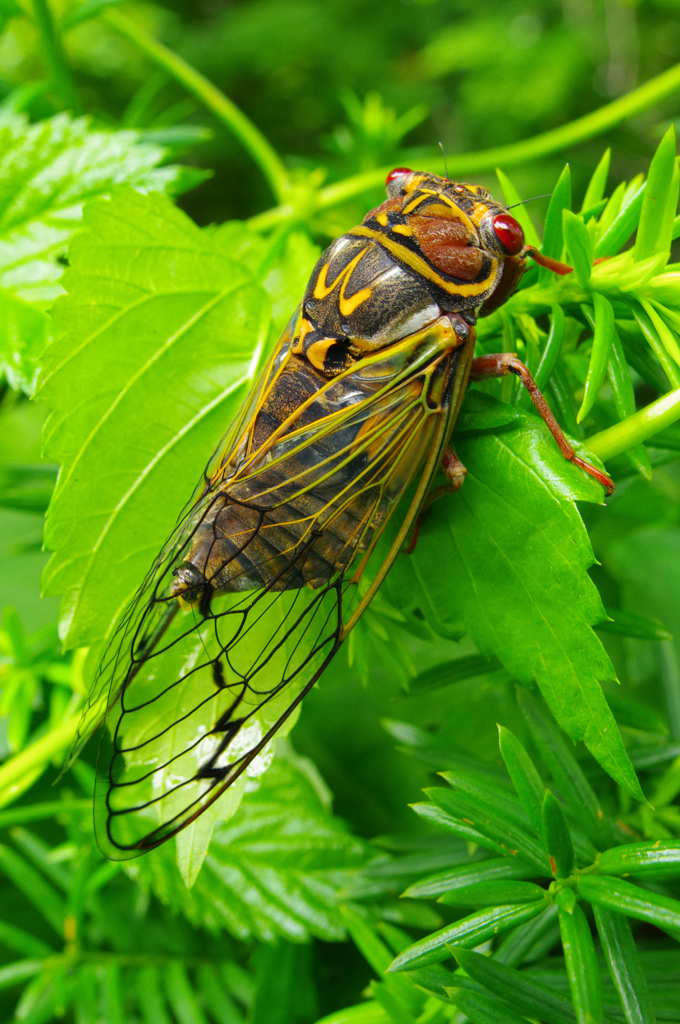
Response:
[579,874,680,939]
[542,791,575,878]
[387,901,545,972]
[39,187,269,654]
[634,125,676,262]
[563,210,592,287]
[411,408,643,801]
[438,879,546,907]
[498,727,544,834]
[130,752,366,943]
[453,946,576,1024]
[556,888,602,1024]
[592,906,655,1024]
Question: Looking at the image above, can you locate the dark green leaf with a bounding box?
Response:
[634,124,677,261]
[603,691,669,733]
[593,905,655,1024]
[410,802,508,858]
[438,880,547,907]
[598,609,670,642]
[439,769,530,831]
[0,844,65,935]
[498,726,544,834]
[542,791,576,877]
[403,856,538,899]
[406,653,501,695]
[578,874,680,939]
[598,840,680,879]
[453,947,577,1024]
[556,888,602,1024]
[387,902,546,972]
[562,210,592,287]
[368,982,418,1024]
[448,986,532,1024]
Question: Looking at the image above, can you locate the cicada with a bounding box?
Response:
[76,168,614,859]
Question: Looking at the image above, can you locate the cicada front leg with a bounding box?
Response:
[470,352,615,496]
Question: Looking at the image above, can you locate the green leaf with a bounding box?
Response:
[634,125,677,261]
[402,857,537,900]
[498,726,544,834]
[439,770,532,832]
[438,880,546,907]
[452,947,577,1024]
[562,210,592,288]
[582,150,611,214]
[448,987,532,1024]
[165,962,210,1024]
[592,906,655,1024]
[137,967,173,1024]
[196,966,244,1024]
[426,787,550,872]
[539,165,571,286]
[387,901,546,972]
[412,407,643,801]
[516,688,619,848]
[578,293,615,423]
[39,187,269,654]
[603,692,669,734]
[578,874,680,939]
[493,902,560,968]
[534,304,565,392]
[542,791,575,878]
[406,653,500,695]
[495,169,541,249]
[0,844,65,935]
[598,840,680,879]
[0,920,53,958]
[130,752,366,943]
[410,802,508,857]
[594,184,645,258]
[0,959,43,991]
[556,888,602,1024]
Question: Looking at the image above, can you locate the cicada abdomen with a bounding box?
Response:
[79,169,613,858]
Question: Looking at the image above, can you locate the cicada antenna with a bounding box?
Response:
[438,141,449,180]
[507,193,552,208]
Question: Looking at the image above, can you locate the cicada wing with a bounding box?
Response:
[93,315,467,858]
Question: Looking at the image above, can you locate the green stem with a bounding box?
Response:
[32,0,81,113]
[586,386,680,460]
[0,715,80,803]
[102,8,290,204]
[250,60,680,229]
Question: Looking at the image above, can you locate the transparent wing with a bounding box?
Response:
[84,311,466,858]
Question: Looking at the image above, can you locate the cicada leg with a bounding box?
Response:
[405,447,467,554]
[470,352,615,496]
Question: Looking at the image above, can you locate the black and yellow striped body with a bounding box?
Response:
[171,173,526,601]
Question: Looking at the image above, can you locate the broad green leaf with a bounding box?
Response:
[408,407,643,800]
[387,902,545,972]
[557,888,602,1024]
[39,187,269,652]
[578,875,680,939]
[562,210,592,288]
[593,906,655,1024]
[542,791,575,878]
[498,726,544,834]
[0,110,204,393]
[634,125,676,262]
[598,841,680,879]
[438,879,546,907]
[129,752,366,943]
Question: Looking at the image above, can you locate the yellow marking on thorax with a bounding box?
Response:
[313,247,372,316]
[306,337,337,371]
[351,225,498,298]
[376,212,389,226]
[392,224,412,236]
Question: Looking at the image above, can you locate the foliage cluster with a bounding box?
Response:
[2,2,680,1023]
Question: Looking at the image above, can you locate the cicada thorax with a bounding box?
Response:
[170,171,527,609]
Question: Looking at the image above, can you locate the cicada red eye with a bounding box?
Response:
[385,167,412,186]
[492,213,525,255]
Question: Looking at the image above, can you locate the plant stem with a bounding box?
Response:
[32,0,81,113]
[0,715,80,805]
[249,60,680,229]
[102,8,290,204]
[586,386,680,461]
